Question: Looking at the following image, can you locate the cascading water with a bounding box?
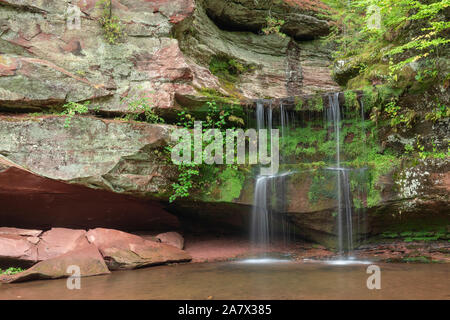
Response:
[250,93,368,257]
[325,92,367,256]
[250,101,293,252]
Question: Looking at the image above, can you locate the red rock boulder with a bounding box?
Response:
[2,244,110,283]
[86,228,191,270]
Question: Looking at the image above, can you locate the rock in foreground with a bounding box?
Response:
[3,244,110,283]
[0,227,192,283]
[86,228,192,270]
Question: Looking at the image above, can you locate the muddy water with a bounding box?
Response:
[0,262,448,300]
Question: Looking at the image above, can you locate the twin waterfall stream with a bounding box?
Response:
[250,93,368,259]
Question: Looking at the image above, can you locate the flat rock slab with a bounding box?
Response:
[37,228,90,261]
[0,234,38,267]
[2,244,110,284]
[0,227,42,237]
[86,228,191,270]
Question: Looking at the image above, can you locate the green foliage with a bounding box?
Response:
[280,113,400,209]
[295,97,304,111]
[425,103,450,122]
[323,0,449,86]
[312,93,324,111]
[262,16,287,38]
[344,90,359,109]
[169,162,200,202]
[62,101,90,128]
[209,56,250,83]
[122,97,164,124]
[0,267,24,275]
[197,87,240,105]
[96,0,126,44]
[384,100,416,130]
[415,135,450,159]
[168,101,241,203]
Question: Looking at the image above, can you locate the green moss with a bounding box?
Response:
[209,55,251,84]
[402,256,432,264]
[379,228,449,242]
[197,88,240,105]
[217,167,246,202]
[279,113,401,209]
[308,170,337,204]
[199,166,245,202]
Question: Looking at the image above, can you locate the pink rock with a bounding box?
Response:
[37,228,89,261]
[86,228,191,270]
[156,232,184,250]
[3,244,110,283]
[0,234,38,265]
[136,43,192,81]
[26,237,40,245]
[0,227,42,237]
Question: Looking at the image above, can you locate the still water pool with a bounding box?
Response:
[0,261,448,300]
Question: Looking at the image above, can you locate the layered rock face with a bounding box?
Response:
[0,116,181,230]
[174,0,338,99]
[0,0,338,114]
[203,0,330,40]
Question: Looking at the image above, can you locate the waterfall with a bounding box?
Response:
[250,101,292,251]
[251,93,368,257]
[326,93,351,254]
[326,92,368,255]
[251,176,270,248]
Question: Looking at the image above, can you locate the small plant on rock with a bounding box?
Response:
[62,101,90,128]
[0,267,24,275]
[262,16,287,38]
[122,97,164,124]
[96,0,126,45]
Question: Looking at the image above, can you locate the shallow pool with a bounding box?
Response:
[0,261,448,300]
